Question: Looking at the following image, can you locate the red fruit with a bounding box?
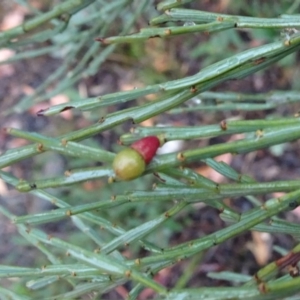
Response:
[131,136,160,164]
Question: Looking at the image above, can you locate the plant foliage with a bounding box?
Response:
[1,0,300,299]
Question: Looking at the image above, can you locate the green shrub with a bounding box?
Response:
[1,1,300,299]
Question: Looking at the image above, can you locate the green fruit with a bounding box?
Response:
[113,148,146,180]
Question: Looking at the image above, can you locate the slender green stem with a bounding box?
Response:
[151,8,300,28]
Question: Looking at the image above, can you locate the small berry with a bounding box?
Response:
[113,136,160,181]
[113,148,145,181]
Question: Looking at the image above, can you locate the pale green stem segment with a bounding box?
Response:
[164,276,300,300]
[101,9,300,43]
[121,117,300,144]
[4,123,300,191]
[12,179,300,225]
[41,33,300,115]
[0,0,96,42]
[156,0,194,11]
[135,188,300,266]
[151,8,300,28]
